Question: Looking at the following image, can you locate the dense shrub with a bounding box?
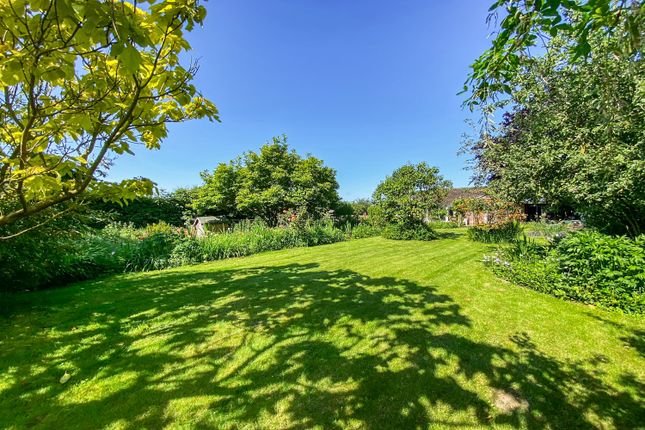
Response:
[349,223,383,239]
[382,221,437,241]
[0,223,185,292]
[487,231,645,314]
[467,221,521,243]
[554,232,645,312]
[0,210,99,291]
[0,231,80,291]
[1,221,348,292]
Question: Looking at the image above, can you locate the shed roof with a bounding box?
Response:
[194,216,227,224]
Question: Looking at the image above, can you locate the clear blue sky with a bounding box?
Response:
[108,0,493,200]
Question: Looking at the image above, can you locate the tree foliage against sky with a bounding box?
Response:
[0,0,218,229]
[372,163,451,226]
[194,136,340,226]
[465,0,643,109]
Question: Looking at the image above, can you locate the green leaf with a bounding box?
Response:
[119,45,142,74]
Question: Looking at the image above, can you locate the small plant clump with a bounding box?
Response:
[467,221,522,243]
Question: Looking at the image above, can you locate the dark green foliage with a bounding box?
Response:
[349,198,371,217]
[349,223,383,239]
[0,230,80,291]
[488,231,645,314]
[333,201,356,225]
[366,204,387,228]
[90,194,190,227]
[0,223,184,292]
[333,199,374,227]
[554,232,645,313]
[467,222,521,243]
[0,207,104,291]
[382,221,438,241]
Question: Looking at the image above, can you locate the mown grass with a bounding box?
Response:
[1,233,643,429]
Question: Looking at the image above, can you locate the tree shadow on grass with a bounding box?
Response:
[585,314,645,359]
[1,264,643,429]
[435,231,461,240]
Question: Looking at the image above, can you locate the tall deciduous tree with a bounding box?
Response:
[372,163,452,226]
[0,0,218,229]
[463,33,644,236]
[194,136,340,225]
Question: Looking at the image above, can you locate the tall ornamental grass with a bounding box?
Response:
[1,221,348,292]
[467,221,521,243]
[170,220,345,266]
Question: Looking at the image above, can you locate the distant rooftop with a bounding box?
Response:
[443,187,488,206]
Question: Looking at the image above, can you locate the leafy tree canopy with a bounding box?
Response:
[194,136,340,226]
[462,31,644,236]
[0,0,218,229]
[372,163,452,226]
[465,0,643,109]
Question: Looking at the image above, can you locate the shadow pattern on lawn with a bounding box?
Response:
[1,264,643,429]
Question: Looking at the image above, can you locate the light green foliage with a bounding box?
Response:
[169,186,200,222]
[464,32,645,236]
[1,236,643,428]
[194,162,240,218]
[372,163,451,226]
[194,136,340,225]
[0,0,218,228]
[465,0,643,108]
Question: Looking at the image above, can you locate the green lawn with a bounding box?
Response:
[1,234,643,429]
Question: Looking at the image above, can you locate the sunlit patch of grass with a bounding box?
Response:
[1,235,643,429]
